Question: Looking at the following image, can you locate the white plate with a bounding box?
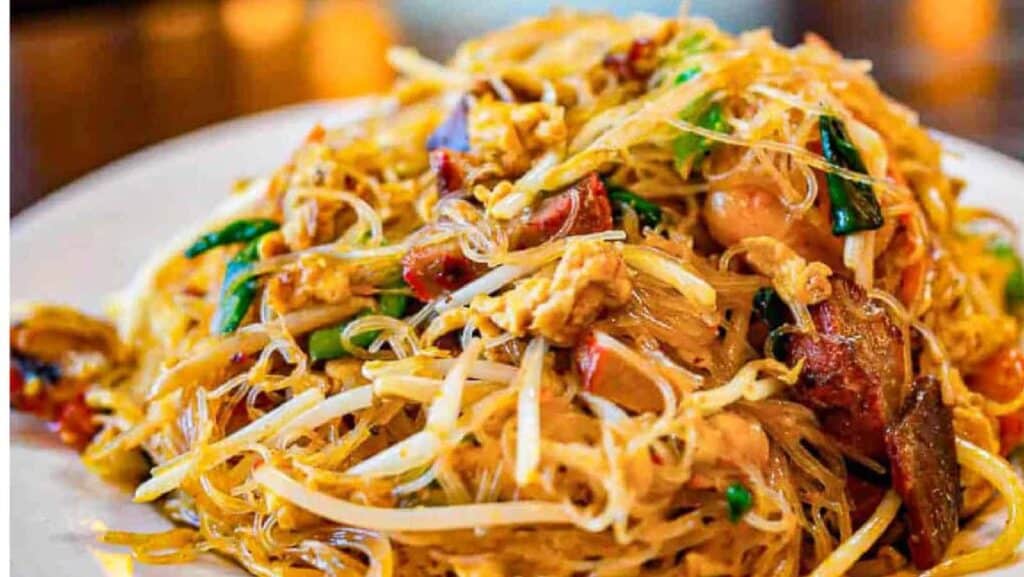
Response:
[11,100,1024,576]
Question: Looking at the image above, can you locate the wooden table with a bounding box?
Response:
[12,0,1024,215]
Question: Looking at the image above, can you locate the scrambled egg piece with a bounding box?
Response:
[266,257,352,314]
[471,240,631,345]
[739,236,832,305]
[469,99,566,176]
[280,143,347,251]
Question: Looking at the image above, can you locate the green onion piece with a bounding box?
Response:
[308,287,410,362]
[676,30,708,55]
[184,218,279,259]
[819,116,884,236]
[308,309,375,362]
[211,238,263,334]
[989,240,1024,309]
[672,100,729,166]
[765,326,790,361]
[725,482,753,522]
[607,186,663,229]
[378,291,410,319]
[673,65,701,84]
[752,287,787,330]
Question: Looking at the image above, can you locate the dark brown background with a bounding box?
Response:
[12,0,1024,216]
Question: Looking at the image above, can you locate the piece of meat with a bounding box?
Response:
[576,331,662,413]
[472,240,631,346]
[426,97,470,153]
[846,473,888,528]
[430,148,470,197]
[9,306,117,451]
[886,376,960,570]
[402,239,489,301]
[509,173,613,250]
[784,277,904,461]
[54,394,99,451]
[602,37,659,82]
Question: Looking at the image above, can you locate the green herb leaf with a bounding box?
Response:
[673,65,701,85]
[765,326,790,361]
[752,287,787,330]
[673,99,729,166]
[308,309,375,362]
[988,240,1024,309]
[676,30,708,56]
[607,186,663,229]
[308,284,410,362]
[184,218,279,259]
[819,116,884,235]
[211,238,263,334]
[725,482,753,522]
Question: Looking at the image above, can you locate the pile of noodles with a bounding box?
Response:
[70,7,1024,577]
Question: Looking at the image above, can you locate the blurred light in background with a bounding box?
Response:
[309,0,396,98]
[904,0,1000,134]
[9,0,1023,215]
[138,0,212,42]
[221,0,303,52]
[909,0,997,58]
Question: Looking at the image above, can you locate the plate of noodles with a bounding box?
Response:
[11,8,1024,577]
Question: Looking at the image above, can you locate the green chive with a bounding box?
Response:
[988,240,1024,309]
[673,99,729,166]
[308,285,410,362]
[725,482,753,522]
[184,218,279,259]
[765,326,790,361]
[211,238,263,334]
[673,65,701,84]
[607,186,663,229]
[676,30,708,55]
[752,287,787,330]
[819,115,884,235]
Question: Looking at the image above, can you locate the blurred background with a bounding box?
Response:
[11,0,1024,216]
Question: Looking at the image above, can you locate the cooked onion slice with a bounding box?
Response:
[255,465,572,531]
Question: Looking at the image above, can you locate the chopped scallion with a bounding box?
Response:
[819,115,884,235]
[752,287,787,330]
[607,186,663,229]
[673,99,729,166]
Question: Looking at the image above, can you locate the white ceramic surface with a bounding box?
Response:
[10,100,1024,576]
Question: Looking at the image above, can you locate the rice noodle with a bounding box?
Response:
[806,491,901,577]
[134,388,324,502]
[921,439,1024,577]
[254,465,573,531]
